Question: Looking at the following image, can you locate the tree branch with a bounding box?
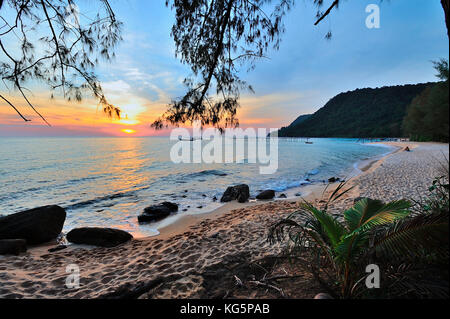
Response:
[314,0,339,25]
[0,94,30,122]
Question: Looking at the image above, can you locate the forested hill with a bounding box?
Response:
[277,83,434,138]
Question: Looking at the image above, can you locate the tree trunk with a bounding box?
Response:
[442,0,450,38]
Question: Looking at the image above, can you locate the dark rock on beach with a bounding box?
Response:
[67,228,133,248]
[256,190,275,200]
[138,202,179,223]
[220,184,250,203]
[0,239,27,256]
[278,194,287,199]
[328,177,341,183]
[161,202,179,212]
[0,205,66,245]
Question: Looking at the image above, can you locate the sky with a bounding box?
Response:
[0,0,448,137]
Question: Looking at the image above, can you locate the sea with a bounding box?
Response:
[0,137,394,237]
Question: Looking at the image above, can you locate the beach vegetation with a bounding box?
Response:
[269,180,449,299]
[403,59,449,143]
[0,0,123,125]
[277,83,431,138]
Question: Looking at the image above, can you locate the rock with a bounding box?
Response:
[67,228,133,248]
[48,245,67,253]
[220,184,250,203]
[138,202,178,223]
[0,239,27,255]
[161,202,179,212]
[212,196,218,202]
[314,293,333,299]
[197,206,203,209]
[256,190,275,200]
[328,177,338,183]
[278,194,287,198]
[295,193,302,197]
[0,205,66,245]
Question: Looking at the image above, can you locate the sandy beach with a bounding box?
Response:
[0,141,448,299]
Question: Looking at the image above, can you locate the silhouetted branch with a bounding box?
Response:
[314,0,339,25]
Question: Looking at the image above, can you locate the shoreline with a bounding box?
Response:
[0,141,447,299]
[154,141,401,240]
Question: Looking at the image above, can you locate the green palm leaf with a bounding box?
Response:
[301,202,346,248]
[345,200,411,236]
[334,232,369,265]
[344,198,385,232]
[372,210,449,260]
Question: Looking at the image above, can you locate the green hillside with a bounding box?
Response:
[277,83,434,138]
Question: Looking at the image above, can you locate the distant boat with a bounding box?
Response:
[178,137,202,142]
[178,137,194,141]
[305,138,314,145]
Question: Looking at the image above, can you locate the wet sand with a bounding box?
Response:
[0,141,447,299]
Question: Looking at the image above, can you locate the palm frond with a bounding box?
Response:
[324,179,355,211]
[372,210,449,260]
[344,198,385,232]
[301,202,345,248]
[346,200,411,236]
[334,232,369,265]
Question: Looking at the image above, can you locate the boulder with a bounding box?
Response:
[138,202,178,223]
[0,239,27,255]
[67,228,133,248]
[278,194,287,199]
[160,202,179,212]
[328,177,338,183]
[256,190,276,200]
[220,184,250,203]
[0,205,66,245]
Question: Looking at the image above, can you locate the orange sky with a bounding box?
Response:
[0,87,301,136]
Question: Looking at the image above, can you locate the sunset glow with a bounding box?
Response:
[0,1,447,138]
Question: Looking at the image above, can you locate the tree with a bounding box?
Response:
[403,59,449,142]
[0,0,122,125]
[152,0,450,130]
[269,182,449,298]
[151,0,295,131]
[2,1,449,128]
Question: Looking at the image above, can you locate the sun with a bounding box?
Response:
[122,129,136,134]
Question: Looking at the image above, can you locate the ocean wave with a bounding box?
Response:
[64,191,137,210]
[184,169,228,179]
[265,179,312,192]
